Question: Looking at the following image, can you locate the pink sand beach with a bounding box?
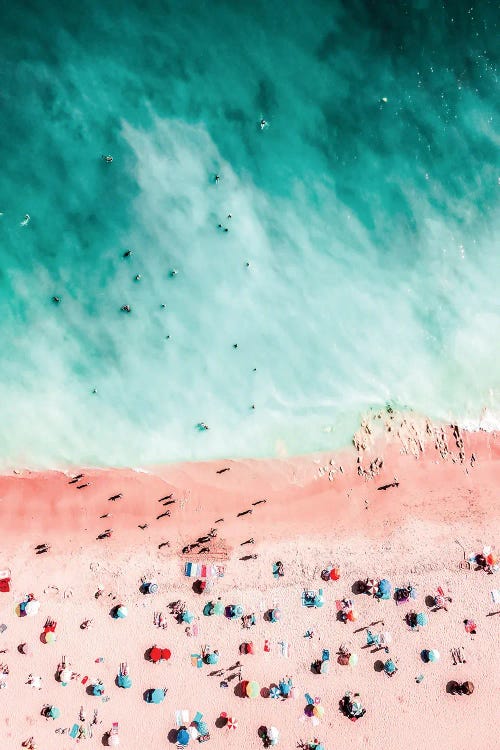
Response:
[0,416,499,750]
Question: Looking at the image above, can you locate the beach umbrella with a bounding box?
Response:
[44,631,57,644]
[270,608,281,622]
[108,735,120,747]
[428,649,440,662]
[348,653,359,667]
[313,705,325,719]
[227,717,238,730]
[25,600,40,617]
[92,682,105,696]
[246,680,260,698]
[346,609,358,622]
[213,601,224,616]
[365,578,379,595]
[60,668,72,684]
[150,647,162,663]
[206,652,219,665]
[177,728,190,745]
[145,582,158,594]
[378,579,390,594]
[279,681,291,696]
[20,642,33,655]
[118,674,132,689]
[330,567,340,580]
[233,605,244,618]
[416,612,428,627]
[182,611,194,624]
[161,648,171,661]
[269,686,281,699]
[49,706,60,719]
[380,631,392,645]
[461,681,474,695]
[384,659,397,675]
[268,726,280,744]
[115,606,128,619]
[197,721,209,736]
[149,688,165,704]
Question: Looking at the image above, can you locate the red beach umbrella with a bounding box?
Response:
[161,648,171,661]
[150,647,162,663]
[330,567,340,581]
[227,717,238,730]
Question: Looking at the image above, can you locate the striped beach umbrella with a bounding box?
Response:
[269,686,280,699]
[227,717,238,730]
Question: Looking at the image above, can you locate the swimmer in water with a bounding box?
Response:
[123,250,132,257]
[20,214,30,226]
[102,155,113,163]
[215,174,220,184]
[121,304,131,313]
[198,422,209,431]
[260,119,268,130]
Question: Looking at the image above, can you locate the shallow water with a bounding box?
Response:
[0,1,498,468]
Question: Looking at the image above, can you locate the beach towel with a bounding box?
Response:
[190,654,203,668]
[69,724,79,739]
[193,711,203,724]
[279,641,289,657]
[184,562,225,578]
[305,693,314,705]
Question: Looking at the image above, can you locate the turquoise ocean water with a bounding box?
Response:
[0,1,498,469]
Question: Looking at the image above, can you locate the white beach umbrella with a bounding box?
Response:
[60,668,73,683]
[25,600,40,616]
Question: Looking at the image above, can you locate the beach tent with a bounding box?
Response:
[279,679,291,696]
[428,649,440,662]
[115,606,128,619]
[416,612,428,626]
[177,728,190,746]
[206,652,219,665]
[270,608,281,622]
[48,706,60,719]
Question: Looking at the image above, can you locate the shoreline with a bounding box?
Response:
[1,415,498,553]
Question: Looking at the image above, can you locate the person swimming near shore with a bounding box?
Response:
[101,155,113,163]
[20,214,30,226]
[52,296,60,304]
[198,422,209,431]
[123,249,132,257]
[121,304,131,312]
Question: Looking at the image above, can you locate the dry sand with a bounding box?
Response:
[0,420,499,750]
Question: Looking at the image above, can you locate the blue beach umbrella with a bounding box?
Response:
[269,686,280,699]
[177,727,190,745]
[149,688,165,704]
[92,682,105,696]
[49,706,60,719]
[384,659,397,675]
[378,579,390,594]
[279,680,291,696]
[206,652,219,665]
[233,605,244,618]
[182,611,194,624]
[118,673,132,689]
[197,721,209,737]
[416,612,428,626]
